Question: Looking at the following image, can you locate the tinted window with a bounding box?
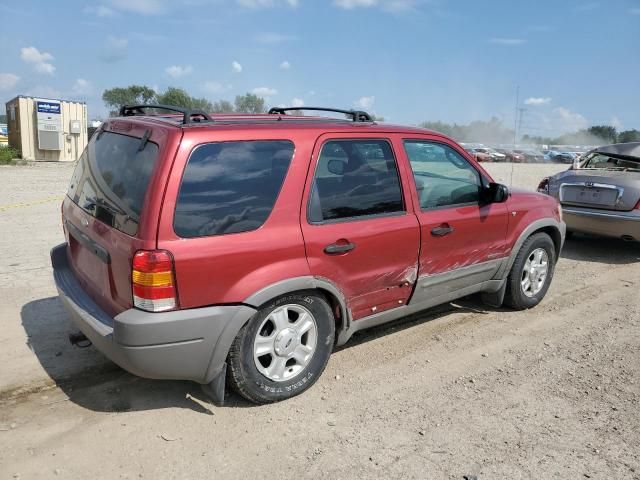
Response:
[404,141,481,209]
[309,139,404,222]
[67,131,159,236]
[174,140,293,237]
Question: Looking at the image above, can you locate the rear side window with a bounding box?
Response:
[67,131,159,236]
[174,140,294,237]
[308,139,404,223]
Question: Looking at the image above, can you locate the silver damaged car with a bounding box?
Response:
[538,142,640,242]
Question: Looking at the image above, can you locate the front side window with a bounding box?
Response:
[403,140,482,209]
[174,140,294,237]
[308,139,404,222]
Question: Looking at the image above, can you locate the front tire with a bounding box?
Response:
[227,291,335,404]
[504,233,556,310]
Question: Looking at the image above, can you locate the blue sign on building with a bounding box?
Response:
[36,101,61,115]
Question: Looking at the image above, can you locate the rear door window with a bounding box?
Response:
[174,140,294,237]
[308,139,404,223]
[67,131,159,236]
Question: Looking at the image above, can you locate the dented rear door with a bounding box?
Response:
[301,134,420,320]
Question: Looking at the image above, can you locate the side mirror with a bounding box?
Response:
[327,159,345,176]
[484,182,509,203]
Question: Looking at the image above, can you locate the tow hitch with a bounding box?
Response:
[68,332,92,348]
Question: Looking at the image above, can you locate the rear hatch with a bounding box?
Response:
[551,169,640,211]
[63,119,178,317]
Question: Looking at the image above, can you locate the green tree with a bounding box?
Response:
[102,85,157,116]
[234,93,265,114]
[587,125,618,144]
[212,100,235,113]
[618,129,640,143]
[156,87,213,112]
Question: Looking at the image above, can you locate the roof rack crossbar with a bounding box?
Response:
[268,107,373,123]
[119,104,212,125]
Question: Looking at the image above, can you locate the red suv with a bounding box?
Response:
[52,105,565,404]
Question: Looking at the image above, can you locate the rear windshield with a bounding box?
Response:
[67,131,159,236]
[174,140,294,237]
[579,152,640,172]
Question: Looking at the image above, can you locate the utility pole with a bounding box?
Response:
[513,85,519,147]
[517,107,526,141]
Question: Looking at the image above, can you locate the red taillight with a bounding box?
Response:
[635,199,640,210]
[132,250,178,312]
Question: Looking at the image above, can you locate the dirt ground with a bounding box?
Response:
[1,162,639,480]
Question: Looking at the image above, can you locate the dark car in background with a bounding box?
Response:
[495,148,526,163]
[538,142,640,241]
[514,149,545,163]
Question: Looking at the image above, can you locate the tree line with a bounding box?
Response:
[102,85,266,116]
[102,85,639,145]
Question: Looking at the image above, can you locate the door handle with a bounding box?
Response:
[324,242,356,255]
[431,225,454,236]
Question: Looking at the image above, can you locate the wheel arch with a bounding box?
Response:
[498,218,566,279]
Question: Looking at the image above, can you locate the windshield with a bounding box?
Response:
[67,131,160,236]
[579,152,640,172]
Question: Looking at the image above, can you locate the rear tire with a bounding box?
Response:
[227,291,335,404]
[504,233,556,310]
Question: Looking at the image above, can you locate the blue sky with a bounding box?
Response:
[1,0,639,136]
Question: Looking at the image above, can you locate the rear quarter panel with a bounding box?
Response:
[156,127,316,309]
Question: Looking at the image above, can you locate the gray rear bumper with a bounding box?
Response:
[51,243,256,384]
[563,207,640,240]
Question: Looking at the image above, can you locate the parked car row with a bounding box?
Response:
[461,143,586,164]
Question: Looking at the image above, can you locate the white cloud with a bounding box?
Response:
[553,107,588,132]
[333,0,416,11]
[291,98,304,107]
[72,78,93,95]
[524,97,551,106]
[20,46,55,75]
[232,61,243,73]
[237,0,298,7]
[280,60,291,70]
[109,0,167,15]
[204,81,227,94]
[84,5,115,17]
[0,73,20,90]
[355,95,375,109]
[334,0,376,8]
[252,86,278,97]
[165,65,193,78]
[489,38,525,45]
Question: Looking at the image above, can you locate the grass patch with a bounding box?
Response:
[0,146,21,165]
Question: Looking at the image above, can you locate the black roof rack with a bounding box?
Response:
[268,107,373,123]
[119,104,212,125]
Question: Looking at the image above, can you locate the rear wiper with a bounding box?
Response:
[83,196,127,216]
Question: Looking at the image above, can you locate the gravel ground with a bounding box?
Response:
[1,162,639,480]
